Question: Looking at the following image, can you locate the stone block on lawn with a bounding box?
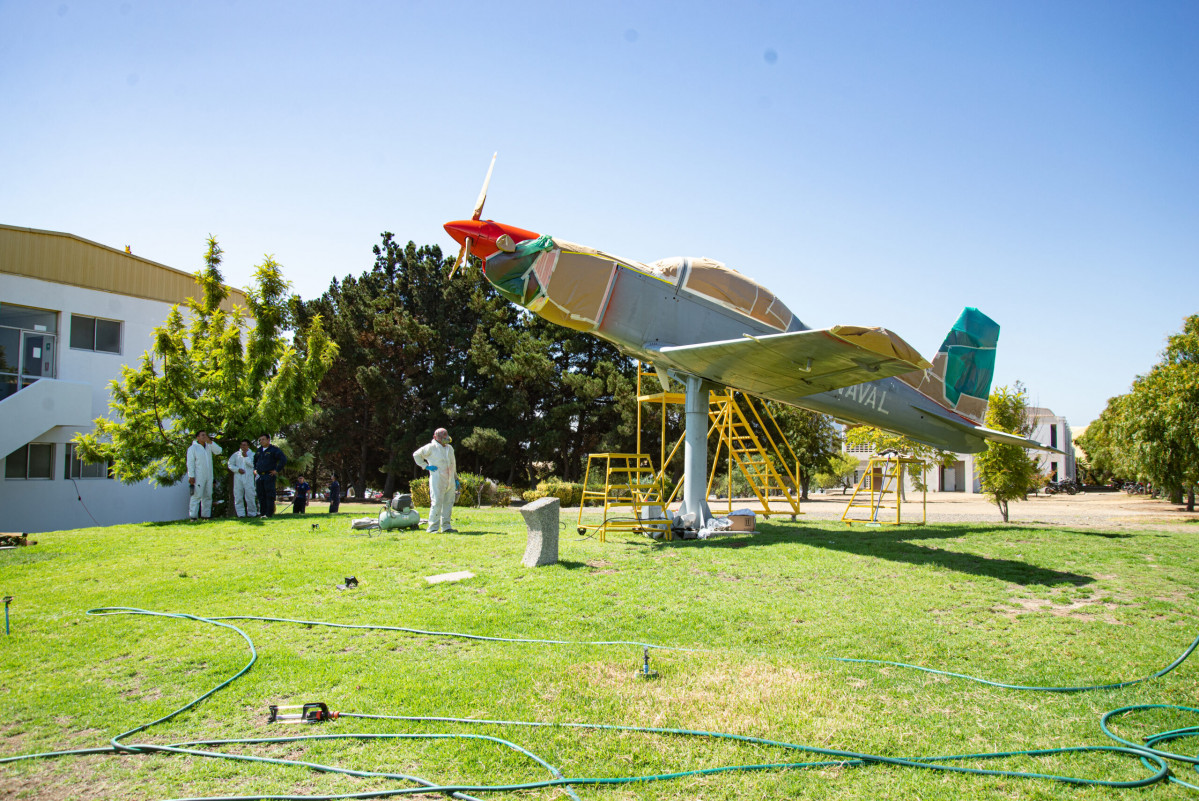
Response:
[520,496,559,567]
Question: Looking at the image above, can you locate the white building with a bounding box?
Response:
[1,224,247,533]
[846,407,1076,494]
[1026,407,1075,484]
[937,452,982,494]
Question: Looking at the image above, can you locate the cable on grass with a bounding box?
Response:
[1,607,1196,798]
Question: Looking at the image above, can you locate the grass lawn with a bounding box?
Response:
[1,508,1197,800]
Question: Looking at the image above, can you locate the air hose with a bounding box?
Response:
[1,607,1196,799]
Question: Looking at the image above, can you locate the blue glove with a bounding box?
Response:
[425,465,438,472]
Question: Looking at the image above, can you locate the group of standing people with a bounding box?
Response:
[186,432,287,520]
[185,427,453,527]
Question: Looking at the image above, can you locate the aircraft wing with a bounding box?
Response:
[656,326,932,398]
[973,426,1063,453]
[944,419,1063,453]
[899,405,1063,453]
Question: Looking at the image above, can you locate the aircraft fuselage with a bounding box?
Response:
[589,258,987,453]
[443,217,1020,456]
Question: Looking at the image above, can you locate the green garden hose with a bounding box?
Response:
[213,611,1199,693]
[1,607,1195,799]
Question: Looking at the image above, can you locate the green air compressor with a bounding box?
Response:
[378,493,421,530]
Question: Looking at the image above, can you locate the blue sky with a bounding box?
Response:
[3,1,1197,428]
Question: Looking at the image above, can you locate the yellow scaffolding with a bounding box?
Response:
[578,453,671,542]
[635,360,685,485]
[577,362,806,542]
[636,361,801,520]
[841,455,927,526]
[704,391,802,519]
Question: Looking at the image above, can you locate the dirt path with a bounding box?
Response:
[757,490,1199,529]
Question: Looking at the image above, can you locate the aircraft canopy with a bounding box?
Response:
[645,257,795,332]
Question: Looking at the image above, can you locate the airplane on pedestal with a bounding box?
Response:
[444,155,1056,524]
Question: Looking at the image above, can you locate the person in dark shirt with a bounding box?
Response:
[292,476,311,514]
[253,434,287,517]
[328,474,341,514]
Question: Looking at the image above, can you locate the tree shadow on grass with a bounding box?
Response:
[140,517,266,527]
[670,524,1095,587]
[1039,528,1134,539]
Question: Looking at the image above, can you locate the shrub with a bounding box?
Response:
[453,473,479,507]
[459,473,505,507]
[411,473,513,508]
[409,476,430,507]
[529,479,584,507]
[520,479,585,503]
[491,483,514,507]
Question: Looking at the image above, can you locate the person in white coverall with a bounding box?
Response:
[413,427,457,533]
[227,439,258,518]
[186,431,223,520]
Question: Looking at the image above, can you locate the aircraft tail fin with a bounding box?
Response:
[902,307,999,424]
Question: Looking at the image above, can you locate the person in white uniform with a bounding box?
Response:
[186,430,223,520]
[413,427,457,533]
[226,439,258,518]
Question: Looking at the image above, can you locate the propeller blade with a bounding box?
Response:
[448,154,496,280]
[472,152,497,221]
[448,236,472,280]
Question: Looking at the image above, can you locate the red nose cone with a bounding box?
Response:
[443,219,540,260]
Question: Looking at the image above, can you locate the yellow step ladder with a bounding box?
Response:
[705,391,802,519]
[841,455,927,526]
[578,453,672,541]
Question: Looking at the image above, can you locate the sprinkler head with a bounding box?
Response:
[268,702,338,723]
[636,646,659,679]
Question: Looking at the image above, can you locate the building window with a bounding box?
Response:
[0,303,58,399]
[5,443,55,480]
[1050,425,1058,449]
[70,315,122,354]
[66,443,111,479]
[0,304,57,334]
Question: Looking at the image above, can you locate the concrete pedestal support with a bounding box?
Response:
[675,374,712,527]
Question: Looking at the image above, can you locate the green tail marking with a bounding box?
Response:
[939,307,999,406]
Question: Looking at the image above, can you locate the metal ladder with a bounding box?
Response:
[841,455,927,526]
[578,453,671,541]
[705,391,802,519]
